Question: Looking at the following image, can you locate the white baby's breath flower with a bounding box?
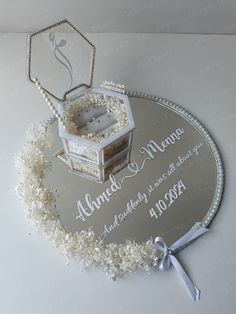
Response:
[15,119,161,279]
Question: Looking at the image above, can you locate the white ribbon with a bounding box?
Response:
[154,222,209,301]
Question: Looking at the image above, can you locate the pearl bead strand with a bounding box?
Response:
[33,77,66,129]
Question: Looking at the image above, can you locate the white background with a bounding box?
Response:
[0,0,236,34]
[0,1,236,314]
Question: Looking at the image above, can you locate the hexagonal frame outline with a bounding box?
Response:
[28,19,96,101]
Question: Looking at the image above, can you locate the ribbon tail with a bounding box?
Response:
[170,222,209,252]
[169,255,200,301]
[159,253,171,271]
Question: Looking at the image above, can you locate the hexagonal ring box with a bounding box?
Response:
[28,20,135,183]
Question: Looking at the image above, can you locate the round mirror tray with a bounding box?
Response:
[45,91,224,247]
[16,91,224,279]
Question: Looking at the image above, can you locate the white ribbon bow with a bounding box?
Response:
[155,222,209,301]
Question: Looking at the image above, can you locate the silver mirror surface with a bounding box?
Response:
[44,92,223,247]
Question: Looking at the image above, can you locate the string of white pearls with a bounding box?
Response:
[33,77,66,129]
